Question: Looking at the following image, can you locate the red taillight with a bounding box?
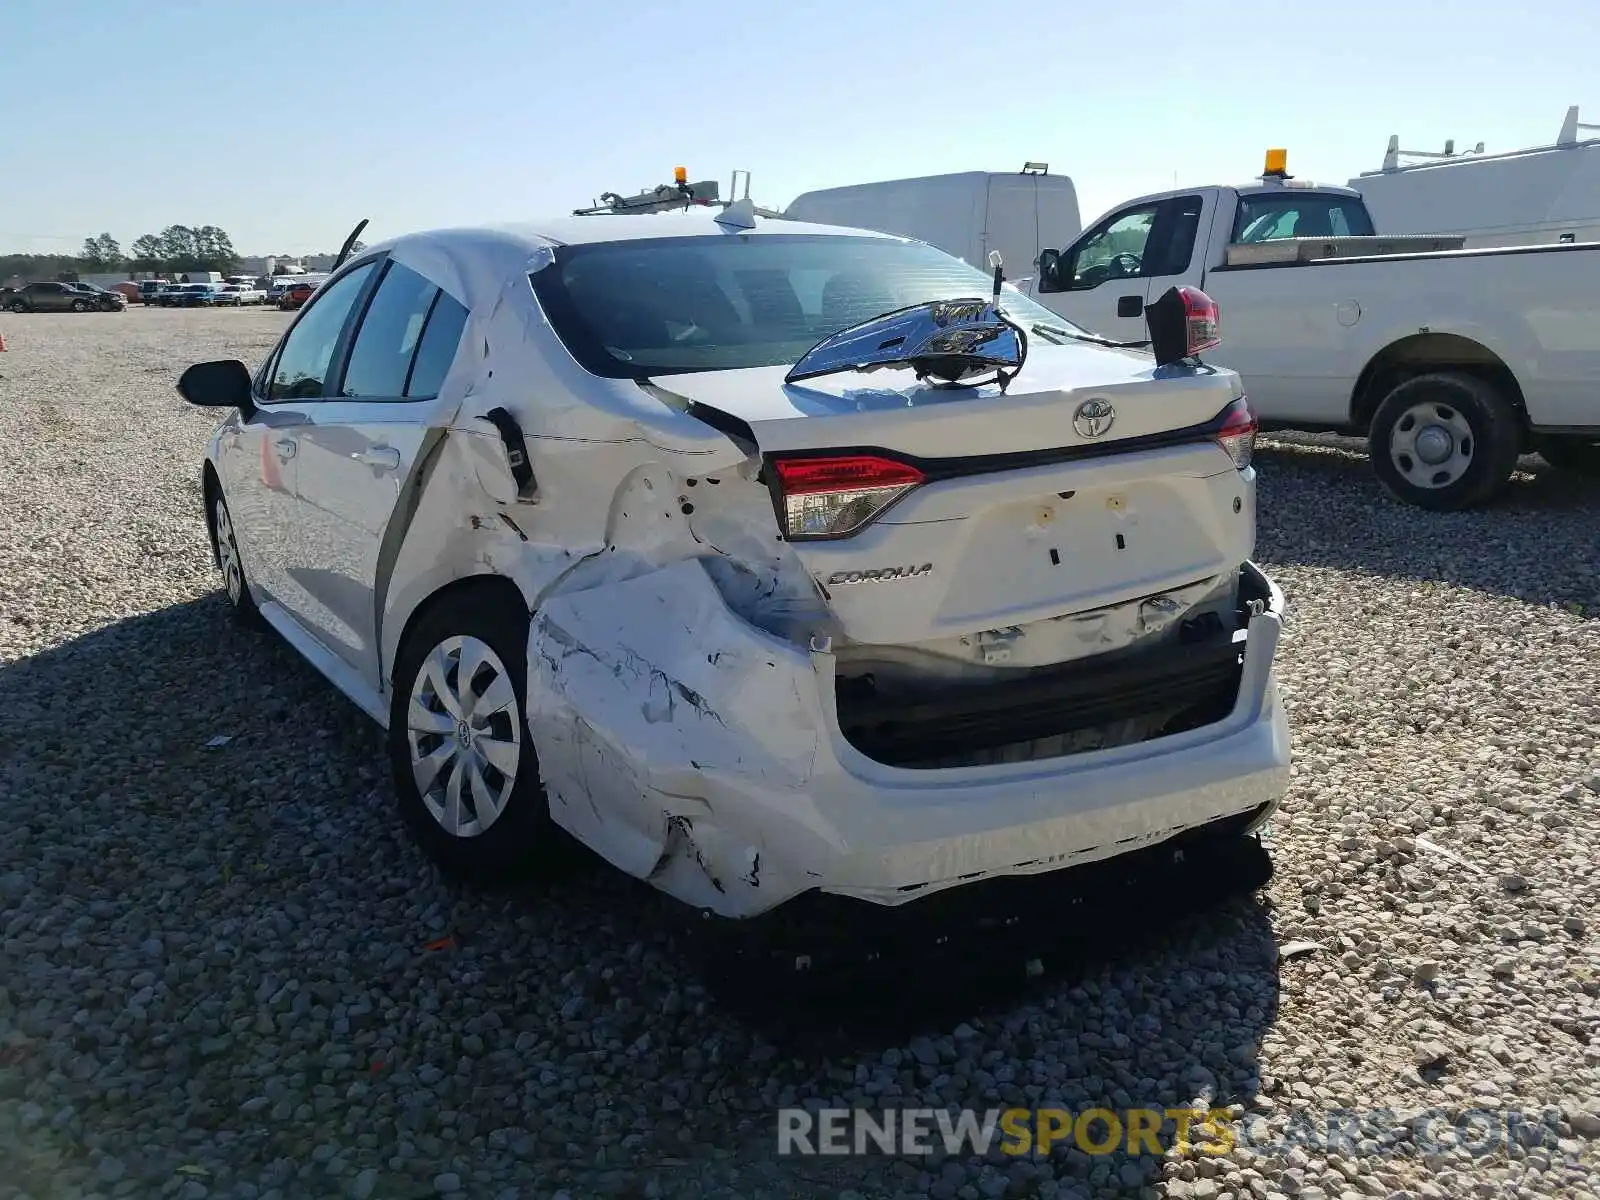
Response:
[1216,398,1257,470]
[770,454,925,539]
[1177,286,1221,355]
[1146,285,1221,365]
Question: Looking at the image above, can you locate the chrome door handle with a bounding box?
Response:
[275,438,297,460]
[354,446,401,471]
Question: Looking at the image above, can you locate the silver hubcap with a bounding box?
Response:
[215,498,243,604]
[1389,401,1474,489]
[406,635,521,838]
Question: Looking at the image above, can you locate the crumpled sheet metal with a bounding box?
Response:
[526,558,840,916]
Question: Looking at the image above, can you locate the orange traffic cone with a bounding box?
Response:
[0,331,7,352]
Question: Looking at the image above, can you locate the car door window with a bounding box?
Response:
[338,261,443,399]
[267,262,377,401]
[1143,196,1206,277]
[404,291,470,399]
[1061,205,1161,290]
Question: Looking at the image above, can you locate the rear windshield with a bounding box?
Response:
[528,233,1069,378]
[1232,193,1376,243]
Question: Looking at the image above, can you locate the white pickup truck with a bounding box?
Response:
[1029,154,1600,510]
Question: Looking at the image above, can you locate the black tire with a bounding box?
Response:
[388,588,552,884]
[71,299,88,312]
[210,488,260,625]
[1539,435,1600,478]
[6,299,24,313]
[1368,372,1522,512]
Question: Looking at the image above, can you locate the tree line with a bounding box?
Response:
[3,226,362,284]
[0,225,239,282]
[82,225,240,274]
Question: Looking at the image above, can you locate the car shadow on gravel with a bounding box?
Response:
[2,591,1281,1199]
[1254,439,1600,612]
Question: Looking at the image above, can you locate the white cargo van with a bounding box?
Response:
[1350,105,1600,247]
[782,168,1081,281]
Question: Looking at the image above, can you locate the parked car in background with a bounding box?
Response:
[176,212,1288,929]
[277,280,317,310]
[4,281,113,312]
[67,282,129,312]
[109,282,142,304]
[264,277,298,305]
[173,283,221,307]
[214,283,263,306]
[138,280,169,305]
[154,284,188,307]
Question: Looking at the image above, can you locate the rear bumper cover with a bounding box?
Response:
[526,560,1289,919]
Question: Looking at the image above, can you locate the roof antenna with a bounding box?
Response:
[332,219,369,271]
[714,197,758,230]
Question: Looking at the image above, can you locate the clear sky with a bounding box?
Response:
[2,0,1593,256]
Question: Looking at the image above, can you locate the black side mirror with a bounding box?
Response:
[1036,248,1063,293]
[178,359,256,420]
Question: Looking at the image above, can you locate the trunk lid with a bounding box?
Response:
[651,343,1254,648]
[650,341,1238,456]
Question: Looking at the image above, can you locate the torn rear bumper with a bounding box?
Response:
[686,801,1275,986]
[526,560,1289,919]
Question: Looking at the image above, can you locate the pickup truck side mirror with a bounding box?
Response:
[1036,248,1065,293]
[177,359,256,421]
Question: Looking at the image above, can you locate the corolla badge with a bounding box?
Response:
[1073,398,1116,439]
[825,564,933,586]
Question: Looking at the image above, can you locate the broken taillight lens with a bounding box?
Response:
[1215,398,1258,470]
[1179,286,1221,356]
[770,454,926,540]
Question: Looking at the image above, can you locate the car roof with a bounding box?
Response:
[377,209,902,254]
[370,210,908,314]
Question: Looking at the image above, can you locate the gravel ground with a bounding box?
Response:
[0,306,1597,1200]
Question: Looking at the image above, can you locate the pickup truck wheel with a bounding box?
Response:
[1369,372,1522,512]
[387,592,554,885]
[1538,435,1600,478]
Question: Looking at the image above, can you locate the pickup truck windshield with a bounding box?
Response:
[530,233,1073,378]
[1233,193,1376,243]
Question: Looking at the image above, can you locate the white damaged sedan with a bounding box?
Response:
[180,207,1290,922]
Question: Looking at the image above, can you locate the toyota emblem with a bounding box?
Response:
[1073,398,1116,439]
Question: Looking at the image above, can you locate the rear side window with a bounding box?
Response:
[404,292,469,398]
[340,261,441,398]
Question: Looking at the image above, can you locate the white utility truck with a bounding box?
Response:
[1351,105,1600,248]
[1030,150,1600,510]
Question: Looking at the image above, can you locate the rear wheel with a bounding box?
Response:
[1539,435,1600,478]
[1368,372,1522,511]
[71,299,88,312]
[388,590,552,883]
[6,299,24,313]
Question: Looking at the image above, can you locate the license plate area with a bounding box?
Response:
[936,483,1220,625]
